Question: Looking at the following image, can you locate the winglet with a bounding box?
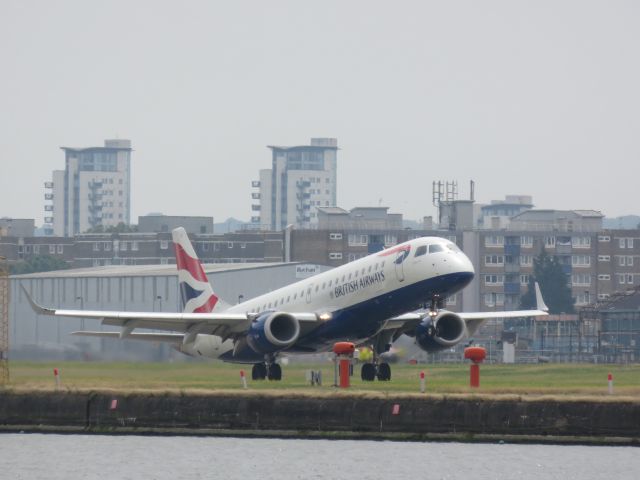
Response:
[20,284,56,315]
[534,282,549,312]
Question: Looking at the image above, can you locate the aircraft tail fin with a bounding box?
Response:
[172,227,230,312]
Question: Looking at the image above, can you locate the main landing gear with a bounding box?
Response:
[360,361,391,381]
[251,359,282,381]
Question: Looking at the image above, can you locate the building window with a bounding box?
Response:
[572,236,591,248]
[619,238,626,249]
[57,244,63,254]
[520,236,533,247]
[519,255,533,266]
[628,238,634,249]
[120,241,128,251]
[571,273,591,286]
[544,236,556,248]
[93,242,100,252]
[628,274,634,284]
[104,242,111,251]
[228,242,234,248]
[348,234,368,246]
[598,255,610,262]
[484,255,504,266]
[33,245,40,254]
[160,257,168,265]
[160,240,169,250]
[329,233,342,240]
[484,274,504,285]
[49,244,55,254]
[484,235,504,247]
[384,234,397,246]
[132,241,139,251]
[598,235,610,242]
[617,274,626,284]
[598,274,610,281]
[240,243,247,249]
[484,293,505,307]
[446,295,457,306]
[627,256,634,266]
[598,293,610,300]
[520,274,530,286]
[329,252,343,260]
[25,245,31,254]
[575,291,591,305]
[618,256,626,266]
[571,255,590,267]
[202,243,209,251]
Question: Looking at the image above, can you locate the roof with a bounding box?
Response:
[317,207,349,215]
[10,262,312,279]
[60,146,132,153]
[267,145,338,151]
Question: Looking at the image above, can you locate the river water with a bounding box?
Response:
[0,434,637,480]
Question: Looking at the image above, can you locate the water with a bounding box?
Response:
[0,434,637,480]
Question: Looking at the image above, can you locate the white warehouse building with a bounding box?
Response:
[9,262,330,361]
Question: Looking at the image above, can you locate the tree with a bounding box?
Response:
[10,255,70,274]
[520,249,575,314]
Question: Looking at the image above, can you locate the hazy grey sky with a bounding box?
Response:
[2,0,639,226]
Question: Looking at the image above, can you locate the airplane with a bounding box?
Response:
[23,227,549,381]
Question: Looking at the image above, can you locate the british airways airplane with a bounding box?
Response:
[24,227,548,381]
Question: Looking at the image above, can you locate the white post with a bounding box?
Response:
[240,370,248,389]
[420,371,426,393]
[608,372,613,395]
[53,368,60,391]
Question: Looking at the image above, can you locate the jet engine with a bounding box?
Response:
[247,311,301,354]
[414,311,466,353]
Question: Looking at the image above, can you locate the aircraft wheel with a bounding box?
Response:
[252,363,267,380]
[361,363,376,381]
[377,362,391,381]
[268,363,282,381]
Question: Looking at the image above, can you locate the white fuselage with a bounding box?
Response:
[181,237,475,359]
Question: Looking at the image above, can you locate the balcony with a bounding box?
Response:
[44,193,54,200]
[44,205,53,211]
[251,204,261,211]
[251,180,260,188]
[44,182,53,189]
[251,193,261,199]
[44,217,53,224]
[250,216,261,223]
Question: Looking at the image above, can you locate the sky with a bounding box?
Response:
[1,0,639,226]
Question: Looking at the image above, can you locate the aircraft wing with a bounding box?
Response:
[22,286,320,341]
[383,282,549,337]
[72,331,185,343]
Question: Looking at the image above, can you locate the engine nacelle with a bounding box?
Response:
[247,311,301,354]
[415,311,466,353]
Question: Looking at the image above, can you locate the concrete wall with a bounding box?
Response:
[1,391,638,441]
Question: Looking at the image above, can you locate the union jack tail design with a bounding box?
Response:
[172,227,226,313]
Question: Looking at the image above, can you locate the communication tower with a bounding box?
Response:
[0,256,9,384]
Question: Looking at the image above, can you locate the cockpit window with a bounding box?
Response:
[429,244,444,253]
[446,243,461,253]
[414,245,427,257]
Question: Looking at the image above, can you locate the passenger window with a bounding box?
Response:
[294,293,297,300]
[361,268,365,275]
[429,244,444,253]
[368,266,372,273]
[415,245,427,257]
[342,275,346,282]
[315,285,319,292]
[322,282,326,289]
[355,270,359,278]
[348,273,352,280]
[381,261,385,268]
[329,280,332,287]
[375,263,378,270]
[287,296,290,302]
